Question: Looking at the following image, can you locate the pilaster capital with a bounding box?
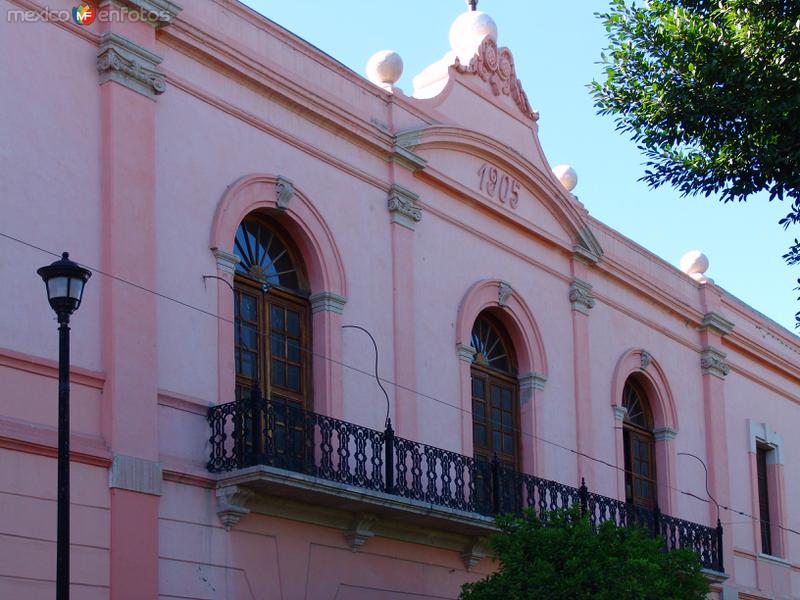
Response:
[700,346,730,379]
[97,32,165,100]
[108,454,162,495]
[387,184,422,229]
[519,372,547,392]
[653,427,678,442]
[569,278,595,315]
[310,291,347,314]
[211,247,240,275]
[456,343,477,363]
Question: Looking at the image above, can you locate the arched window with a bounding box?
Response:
[622,379,656,508]
[233,215,311,407]
[470,313,519,467]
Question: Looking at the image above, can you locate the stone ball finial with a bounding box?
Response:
[366,50,404,90]
[680,250,710,281]
[449,10,497,54]
[552,164,578,192]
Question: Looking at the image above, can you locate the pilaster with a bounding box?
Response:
[569,265,595,483]
[96,3,180,598]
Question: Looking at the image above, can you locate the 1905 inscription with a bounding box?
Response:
[477,163,520,209]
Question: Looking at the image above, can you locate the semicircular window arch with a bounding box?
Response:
[234,217,307,293]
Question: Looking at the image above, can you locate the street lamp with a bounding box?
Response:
[37,252,91,600]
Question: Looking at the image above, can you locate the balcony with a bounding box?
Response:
[207,392,723,572]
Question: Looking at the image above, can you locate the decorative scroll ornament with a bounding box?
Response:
[97,33,166,100]
[640,350,652,371]
[700,347,730,378]
[275,175,295,209]
[387,184,422,229]
[497,281,513,307]
[569,278,595,315]
[454,37,538,121]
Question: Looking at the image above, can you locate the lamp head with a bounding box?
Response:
[37,252,92,318]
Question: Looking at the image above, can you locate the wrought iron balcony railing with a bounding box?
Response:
[207,391,724,572]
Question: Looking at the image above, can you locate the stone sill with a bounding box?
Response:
[757,553,791,567]
[214,465,498,568]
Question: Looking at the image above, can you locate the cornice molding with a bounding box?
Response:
[101,0,182,26]
[701,312,735,337]
[97,32,165,99]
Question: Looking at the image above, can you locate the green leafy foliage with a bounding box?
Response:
[460,509,709,600]
[591,0,800,327]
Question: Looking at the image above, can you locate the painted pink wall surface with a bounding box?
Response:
[0,0,798,598]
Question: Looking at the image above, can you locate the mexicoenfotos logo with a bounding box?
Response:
[72,3,96,26]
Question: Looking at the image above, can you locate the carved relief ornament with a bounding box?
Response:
[453,37,538,121]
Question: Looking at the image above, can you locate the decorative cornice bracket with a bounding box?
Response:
[344,513,378,552]
[461,538,488,571]
[97,32,165,100]
[216,485,254,531]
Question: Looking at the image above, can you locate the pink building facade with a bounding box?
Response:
[1,1,798,598]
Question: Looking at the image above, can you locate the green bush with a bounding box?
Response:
[460,508,709,600]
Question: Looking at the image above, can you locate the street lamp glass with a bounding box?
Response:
[37,252,92,316]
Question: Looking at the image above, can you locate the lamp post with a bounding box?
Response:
[37,252,91,600]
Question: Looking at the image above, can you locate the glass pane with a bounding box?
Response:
[491,408,502,427]
[233,218,305,292]
[287,365,300,391]
[271,359,285,386]
[243,325,257,350]
[271,306,285,331]
[502,389,512,411]
[503,434,513,454]
[491,385,501,407]
[287,338,301,362]
[472,378,485,398]
[287,310,300,337]
[242,351,256,377]
[271,333,285,357]
[502,412,512,428]
[241,294,257,321]
[472,400,485,419]
[470,316,515,375]
[492,431,501,450]
[474,424,486,446]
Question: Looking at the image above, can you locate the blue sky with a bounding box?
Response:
[243,0,798,333]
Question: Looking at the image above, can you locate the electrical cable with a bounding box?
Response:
[3,229,799,539]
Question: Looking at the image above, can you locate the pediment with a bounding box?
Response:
[397,126,603,263]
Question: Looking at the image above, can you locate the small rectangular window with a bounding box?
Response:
[756,444,772,556]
